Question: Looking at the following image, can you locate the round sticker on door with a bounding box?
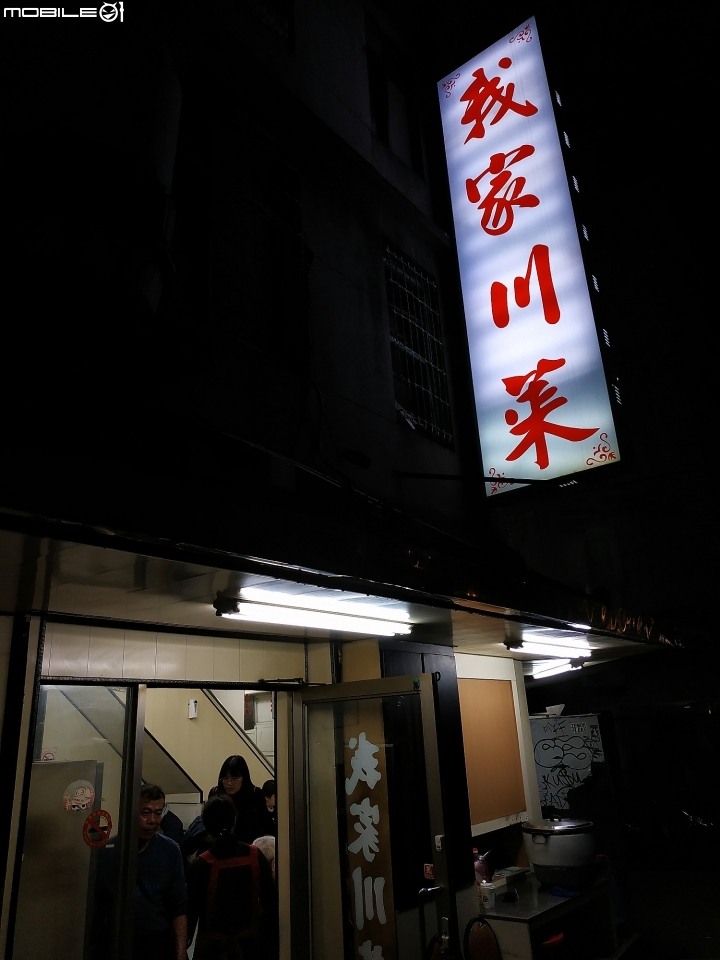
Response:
[63,780,95,812]
[82,809,113,848]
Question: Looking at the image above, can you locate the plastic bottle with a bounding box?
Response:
[473,848,491,885]
[479,881,495,910]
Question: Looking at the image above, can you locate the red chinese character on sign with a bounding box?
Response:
[466,144,539,235]
[460,58,538,143]
[491,244,559,328]
[503,358,598,469]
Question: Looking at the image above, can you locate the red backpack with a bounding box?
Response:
[196,844,262,959]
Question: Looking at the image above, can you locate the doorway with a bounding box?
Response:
[9,669,450,960]
[290,674,452,960]
[10,681,277,960]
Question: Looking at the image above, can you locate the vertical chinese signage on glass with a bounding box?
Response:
[438,17,619,495]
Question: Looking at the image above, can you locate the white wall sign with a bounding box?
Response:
[438,17,619,495]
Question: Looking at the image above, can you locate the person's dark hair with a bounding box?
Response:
[217,755,254,799]
[203,796,236,840]
[140,783,165,803]
[262,780,276,798]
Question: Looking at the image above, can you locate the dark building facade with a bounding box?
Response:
[0,3,693,959]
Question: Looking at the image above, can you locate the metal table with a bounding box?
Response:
[480,874,618,959]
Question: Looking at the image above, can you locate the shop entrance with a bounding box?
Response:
[290,674,452,960]
[11,680,277,960]
[10,673,451,960]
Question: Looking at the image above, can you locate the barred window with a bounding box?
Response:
[384,244,454,447]
[243,0,294,45]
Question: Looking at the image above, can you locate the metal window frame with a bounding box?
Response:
[384,243,454,447]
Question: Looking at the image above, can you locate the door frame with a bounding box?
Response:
[3,666,146,960]
[3,653,288,960]
[289,673,452,960]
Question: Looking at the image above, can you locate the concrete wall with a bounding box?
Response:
[170,0,465,535]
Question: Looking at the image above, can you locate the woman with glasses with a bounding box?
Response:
[182,756,273,865]
[213,755,273,844]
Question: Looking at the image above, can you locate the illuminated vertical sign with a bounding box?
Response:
[438,17,619,495]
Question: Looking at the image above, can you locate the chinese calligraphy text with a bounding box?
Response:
[465,144,539,236]
[503,358,598,468]
[460,59,538,143]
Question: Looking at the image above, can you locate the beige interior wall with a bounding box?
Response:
[306,642,332,683]
[144,687,269,799]
[42,621,306,684]
[210,687,246,727]
[454,653,541,829]
[341,639,381,681]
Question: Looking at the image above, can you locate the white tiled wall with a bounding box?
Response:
[42,621,306,683]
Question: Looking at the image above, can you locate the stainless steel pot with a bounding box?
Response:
[521,818,596,886]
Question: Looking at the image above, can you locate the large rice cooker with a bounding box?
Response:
[521,818,596,887]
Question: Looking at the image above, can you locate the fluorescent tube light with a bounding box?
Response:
[240,587,410,623]
[532,659,570,674]
[521,641,591,658]
[223,603,411,636]
[522,630,591,648]
[532,662,581,680]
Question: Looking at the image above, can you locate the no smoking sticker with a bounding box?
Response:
[82,809,113,848]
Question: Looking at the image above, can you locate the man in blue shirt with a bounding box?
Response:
[134,784,188,960]
[97,784,188,960]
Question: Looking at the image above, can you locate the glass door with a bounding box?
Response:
[291,674,453,960]
[12,683,142,960]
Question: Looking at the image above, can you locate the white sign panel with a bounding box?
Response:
[438,18,619,495]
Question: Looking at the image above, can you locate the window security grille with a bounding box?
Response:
[384,245,453,446]
[244,0,294,44]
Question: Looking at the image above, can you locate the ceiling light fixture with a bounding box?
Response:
[523,626,588,639]
[521,641,591,658]
[240,587,410,623]
[522,628,591,647]
[532,661,582,680]
[213,591,411,636]
[533,658,570,671]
